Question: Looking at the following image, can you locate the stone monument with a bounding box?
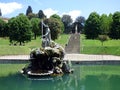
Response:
[21,21,73,77]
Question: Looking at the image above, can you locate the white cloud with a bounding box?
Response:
[0,2,22,15]
[43,8,58,18]
[43,8,81,21]
[62,10,81,21]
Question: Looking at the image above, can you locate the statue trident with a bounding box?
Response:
[41,20,51,48]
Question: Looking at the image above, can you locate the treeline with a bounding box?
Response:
[85,11,120,39]
[0,6,85,45]
[0,6,120,45]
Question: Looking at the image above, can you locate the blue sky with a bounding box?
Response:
[0,0,120,20]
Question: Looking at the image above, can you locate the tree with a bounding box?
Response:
[109,11,120,39]
[27,13,37,19]
[107,14,113,35]
[0,9,2,16]
[38,10,46,19]
[31,18,40,39]
[75,16,85,24]
[50,14,61,20]
[61,15,73,33]
[44,18,63,40]
[0,18,6,37]
[26,6,33,16]
[4,23,9,37]
[98,35,109,46]
[74,16,85,33]
[8,14,32,45]
[84,12,101,39]
[99,14,112,35]
[50,14,64,33]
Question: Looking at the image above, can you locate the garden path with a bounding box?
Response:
[65,33,80,54]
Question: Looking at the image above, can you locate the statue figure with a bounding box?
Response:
[41,21,51,48]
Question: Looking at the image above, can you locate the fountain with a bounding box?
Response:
[21,21,73,78]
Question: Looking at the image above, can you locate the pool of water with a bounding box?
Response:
[0,65,120,90]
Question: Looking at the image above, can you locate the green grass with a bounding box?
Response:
[0,34,70,56]
[0,34,120,56]
[0,64,25,77]
[80,35,120,56]
[55,34,70,47]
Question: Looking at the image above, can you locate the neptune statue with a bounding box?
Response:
[21,20,73,77]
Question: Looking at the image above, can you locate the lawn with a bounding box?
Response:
[80,35,120,56]
[0,34,120,56]
[0,34,70,56]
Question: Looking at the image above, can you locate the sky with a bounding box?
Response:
[0,0,120,20]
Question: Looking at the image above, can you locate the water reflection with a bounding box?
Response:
[0,67,120,90]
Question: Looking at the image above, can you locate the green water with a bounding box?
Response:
[0,65,120,90]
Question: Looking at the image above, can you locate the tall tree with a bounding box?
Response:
[61,14,73,33]
[38,10,46,19]
[99,14,113,36]
[100,14,109,35]
[50,14,61,20]
[84,12,101,39]
[27,13,37,19]
[109,11,120,39]
[26,6,33,16]
[31,18,40,39]
[75,16,85,24]
[0,18,6,37]
[0,9,2,16]
[8,14,32,45]
[44,18,63,40]
[107,14,113,36]
[75,16,85,33]
[50,14,64,33]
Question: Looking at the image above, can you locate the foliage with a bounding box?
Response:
[50,14,61,20]
[26,6,33,16]
[84,12,101,39]
[50,14,64,33]
[31,18,41,39]
[98,35,109,46]
[8,14,32,45]
[75,16,85,24]
[62,14,73,33]
[109,11,120,39]
[74,16,85,33]
[44,18,63,40]
[27,13,37,19]
[0,18,6,37]
[37,10,46,19]
[100,14,113,35]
